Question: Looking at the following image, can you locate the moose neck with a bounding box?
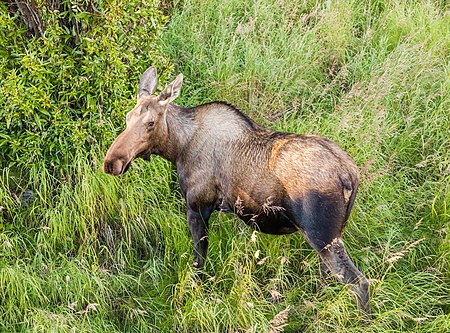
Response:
[154,104,196,163]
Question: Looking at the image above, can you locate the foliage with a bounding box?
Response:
[0,0,171,170]
[0,0,449,332]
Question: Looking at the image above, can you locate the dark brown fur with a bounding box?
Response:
[103,67,370,316]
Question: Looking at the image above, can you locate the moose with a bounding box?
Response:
[103,67,370,315]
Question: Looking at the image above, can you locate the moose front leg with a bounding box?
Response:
[187,207,211,271]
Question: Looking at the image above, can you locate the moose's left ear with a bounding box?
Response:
[138,66,158,99]
[159,74,183,106]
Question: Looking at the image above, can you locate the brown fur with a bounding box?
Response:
[103,67,370,316]
[268,138,289,171]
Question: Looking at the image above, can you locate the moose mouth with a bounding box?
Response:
[137,150,151,161]
[121,161,132,175]
[103,150,151,176]
[103,158,131,176]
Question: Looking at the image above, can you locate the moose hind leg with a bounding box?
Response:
[319,238,370,316]
[289,192,369,315]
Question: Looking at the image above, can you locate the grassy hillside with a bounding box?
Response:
[1,0,449,332]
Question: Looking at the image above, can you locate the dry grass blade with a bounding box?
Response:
[268,306,290,333]
[386,238,425,264]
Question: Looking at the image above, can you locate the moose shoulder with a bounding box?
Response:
[103,67,370,315]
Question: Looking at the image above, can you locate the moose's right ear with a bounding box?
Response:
[138,66,158,99]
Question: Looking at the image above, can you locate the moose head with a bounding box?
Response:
[103,67,183,176]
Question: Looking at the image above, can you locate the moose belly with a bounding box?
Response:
[221,194,297,235]
[239,210,298,235]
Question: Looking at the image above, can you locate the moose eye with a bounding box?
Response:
[146,121,155,129]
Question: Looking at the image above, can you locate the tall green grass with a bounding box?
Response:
[1,0,449,332]
[159,1,449,331]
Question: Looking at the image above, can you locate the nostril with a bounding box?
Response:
[103,160,111,174]
[103,160,116,175]
[103,159,126,176]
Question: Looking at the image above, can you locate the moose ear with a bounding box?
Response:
[159,73,183,106]
[138,66,158,99]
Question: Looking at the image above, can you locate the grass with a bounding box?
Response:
[1,0,449,331]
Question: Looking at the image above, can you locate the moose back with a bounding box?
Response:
[103,67,370,315]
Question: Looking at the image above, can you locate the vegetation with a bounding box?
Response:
[0,0,449,331]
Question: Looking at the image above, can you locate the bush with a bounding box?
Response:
[0,0,171,171]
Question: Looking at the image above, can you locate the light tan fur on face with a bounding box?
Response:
[103,96,167,175]
[127,96,153,120]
